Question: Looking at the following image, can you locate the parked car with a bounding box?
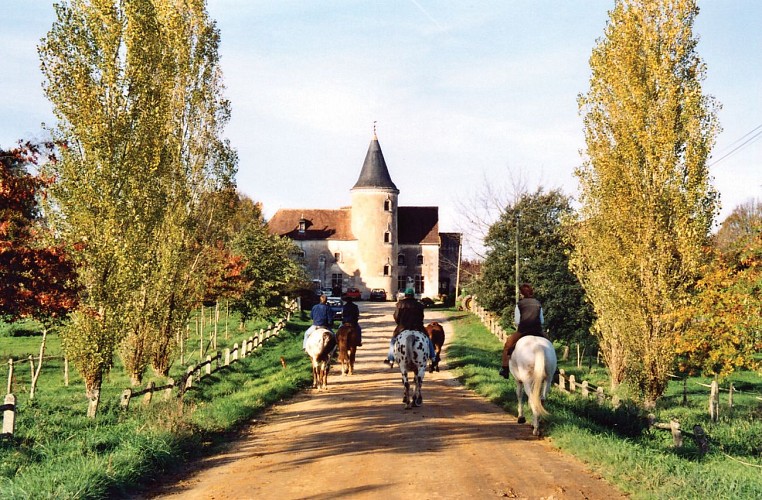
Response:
[327,297,344,321]
[369,288,387,301]
[342,287,361,301]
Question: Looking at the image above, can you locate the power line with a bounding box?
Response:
[708,125,762,167]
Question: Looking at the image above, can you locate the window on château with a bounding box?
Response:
[384,231,391,243]
[397,275,407,292]
[417,254,424,265]
[334,252,341,263]
[384,199,391,211]
[383,265,391,276]
[398,254,405,266]
[331,273,343,291]
[415,275,425,294]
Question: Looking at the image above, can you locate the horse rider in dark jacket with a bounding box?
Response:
[384,288,435,365]
[499,283,546,379]
[341,296,362,346]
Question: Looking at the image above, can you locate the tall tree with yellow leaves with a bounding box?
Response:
[39,0,236,415]
[571,0,720,406]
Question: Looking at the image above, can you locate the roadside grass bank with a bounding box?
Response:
[447,311,762,500]
[0,316,313,499]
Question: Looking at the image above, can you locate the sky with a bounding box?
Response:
[2,1,760,258]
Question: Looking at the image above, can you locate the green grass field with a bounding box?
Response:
[0,313,315,499]
[446,311,762,500]
[1,309,760,499]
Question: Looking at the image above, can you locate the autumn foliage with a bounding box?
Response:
[0,143,78,324]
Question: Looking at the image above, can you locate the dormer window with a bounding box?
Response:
[298,216,307,234]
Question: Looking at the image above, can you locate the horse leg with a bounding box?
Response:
[312,363,319,389]
[401,370,411,408]
[414,367,425,407]
[516,381,526,424]
[349,347,356,375]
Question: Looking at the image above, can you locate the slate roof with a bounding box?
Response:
[267,208,354,241]
[398,206,439,245]
[268,206,440,246]
[351,135,398,192]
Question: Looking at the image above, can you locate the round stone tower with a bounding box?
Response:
[351,133,398,296]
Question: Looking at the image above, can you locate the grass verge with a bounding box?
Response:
[0,317,313,499]
[447,311,762,500]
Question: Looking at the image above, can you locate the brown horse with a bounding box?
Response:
[425,322,445,372]
[335,322,359,375]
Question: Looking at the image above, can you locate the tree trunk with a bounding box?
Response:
[85,377,102,418]
[29,328,49,400]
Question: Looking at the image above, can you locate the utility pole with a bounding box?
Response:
[515,212,520,303]
[454,234,463,301]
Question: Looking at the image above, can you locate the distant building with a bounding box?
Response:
[268,133,461,300]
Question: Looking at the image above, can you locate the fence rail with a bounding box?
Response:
[465,295,713,455]
[2,302,296,437]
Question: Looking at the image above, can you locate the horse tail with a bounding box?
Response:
[530,346,548,417]
[336,326,347,363]
[318,331,336,362]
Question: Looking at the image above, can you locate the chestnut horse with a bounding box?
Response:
[304,327,336,390]
[335,322,359,375]
[424,322,445,372]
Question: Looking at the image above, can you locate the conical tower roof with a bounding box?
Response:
[352,134,398,192]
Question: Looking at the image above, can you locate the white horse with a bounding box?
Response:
[305,327,336,390]
[509,335,557,436]
[393,330,431,409]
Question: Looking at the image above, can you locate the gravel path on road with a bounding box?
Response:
[141,302,626,500]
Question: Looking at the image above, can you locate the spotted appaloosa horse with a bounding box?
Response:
[305,327,336,390]
[508,335,557,435]
[424,322,445,372]
[393,329,430,409]
[335,322,359,375]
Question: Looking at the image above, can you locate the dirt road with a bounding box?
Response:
[144,302,625,499]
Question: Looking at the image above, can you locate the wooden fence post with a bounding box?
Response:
[581,380,589,397]
[64,357,69,386]
[2,394,16,435]
[225,348,230,366]
[7,359,13,395]
[569,374,577,393]
[557,369,566,391]
[185,366,194,391]
[143,381,155,406]
[596,386,605,405]
[709,380,719,422]
[669,419,683,447]
[164,378,174,400]
[205,355,212,376]
[248,337,254,352]
[120,389,132,411]
[233,343,239,361]
[241,340,247,358]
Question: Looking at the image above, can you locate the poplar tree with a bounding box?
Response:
[571,0,719,405]
[39,0,235,410]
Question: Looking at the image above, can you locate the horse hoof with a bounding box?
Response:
[414,395,423,406]
[403,396,409,404]
[435,366,440,372]
[517,416,526,424]
[533,428,540,437]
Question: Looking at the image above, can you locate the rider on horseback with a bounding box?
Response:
[384,288,436,365]
[499,283,546,379]
[341,296,362,346]
[303,294,335,349]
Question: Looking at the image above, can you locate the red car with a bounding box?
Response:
[342,287,362,301]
